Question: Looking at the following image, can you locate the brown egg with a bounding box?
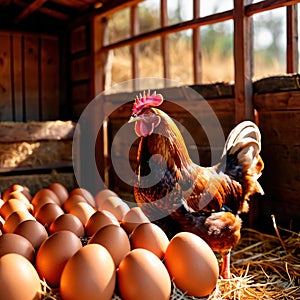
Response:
[121,206,150,234]
[0,253,42,300]
[99,196,130,221]
[35,203,64,226]
[31,188,61,207]
[63,194,87,212]
[48,182,69,205]
[85,210,119,237]
[33,196,56,215]
[164,232,219,297]
[60,244,116,300]
[7,191,33,211]
[88,224,130,267]
[102,209,119,223]
[130,223,169,259]
[69,202,95,226]
[118,248,171,300]
[2,184,32,202]
[36,230,82,287]
[0,233,35,263]
[49,213,85,237]
[3,210,35,233]
[14,219,48,250]
[70,187,95,207]
[94,189,118,209]
[0,198,30,220]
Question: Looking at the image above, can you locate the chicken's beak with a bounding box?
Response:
[128,115,142,123]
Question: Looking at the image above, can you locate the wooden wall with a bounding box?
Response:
[69,24,93,120]
[254,84,300,231]
[0,31,60,121]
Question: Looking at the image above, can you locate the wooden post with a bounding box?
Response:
[161,0,170,85]
[90,16,110,191]
[287,4,298,73]
[193,0,202,84]
[91,16,110,97]
[131,4,139,90]
[233,0,254,123]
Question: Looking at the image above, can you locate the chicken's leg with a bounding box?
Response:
[220,250,231,279]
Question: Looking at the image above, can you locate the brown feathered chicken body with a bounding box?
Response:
[129,92,264,278]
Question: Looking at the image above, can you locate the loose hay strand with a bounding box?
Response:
[41,224,300,300]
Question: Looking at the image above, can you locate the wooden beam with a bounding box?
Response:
[234,0,254,123]
[101,10,233,53]
[69,0,144,29]
[91,16,109,97]
[13,0,69,20]
[161,0,170,84]
[287,4,298,73]
[193,0,201,84]
[14,0,48,23]
[131,4,139,90]
[245,0,300,16]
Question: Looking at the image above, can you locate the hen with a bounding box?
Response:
[129,91,264,278]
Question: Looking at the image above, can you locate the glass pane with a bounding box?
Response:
[200,20,234,83]
[107,8,130,45]
[111,46,132,89]
[167,0,193,25]
[253,7,286,79]
[200,0,233,17]
[138,38,163,79]
[138,0,160,34]
[169,29,193,84]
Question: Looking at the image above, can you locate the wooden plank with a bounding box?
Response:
[51,0,88,9]
[91,16,109,96]
[193,0,201,84]
[40,37,60,120]
[24,36,39,121]
[286,4,298,73]
[71,56,90,82]
[14,0,48,23]
[0,34,12,121]
[161,0,170,83]
[13,0,69,20]
[253,74,300,93]
[71,83,90,104]
[70,25,88,54]
[12,35,24,122]
[245,0,300,16]
[258,111,300,144]
[233,0,254,123]
[0,172,76,196]
[131,4,139,90]
[254,91,300,111]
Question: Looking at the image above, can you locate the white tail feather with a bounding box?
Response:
[222,121,264,207]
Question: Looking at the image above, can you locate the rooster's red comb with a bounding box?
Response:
[132,91,164,115]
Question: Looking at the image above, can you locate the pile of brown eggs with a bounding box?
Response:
[0,183,219,300]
